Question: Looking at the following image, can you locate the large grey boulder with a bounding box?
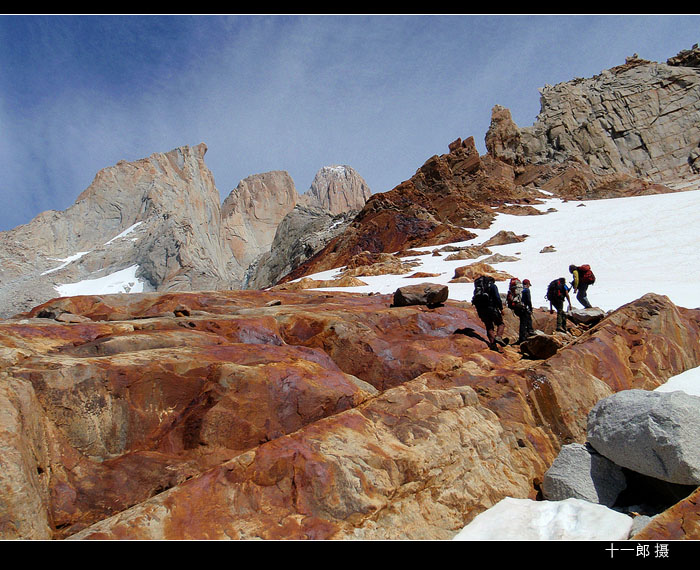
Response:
[542,443,627,506]
[587,389,700,485]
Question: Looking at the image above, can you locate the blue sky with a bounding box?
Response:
[1,14,698,232]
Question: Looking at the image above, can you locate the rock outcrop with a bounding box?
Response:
[244,206,356,290]
[0,290,698,540]
[245,165,371,289]
[283,136,540,281]
[487,47,700,185]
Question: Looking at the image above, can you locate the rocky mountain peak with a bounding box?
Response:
[299,164,371,215]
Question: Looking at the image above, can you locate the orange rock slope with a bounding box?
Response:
[0,289,699,540]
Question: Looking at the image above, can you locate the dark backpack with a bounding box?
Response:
[577,264,596,285]
[546,279,565,302]
[472,276,493,309]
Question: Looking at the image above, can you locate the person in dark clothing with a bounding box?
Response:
[547,277,572,333]
[472,275,507,352]
[515,279,535,343]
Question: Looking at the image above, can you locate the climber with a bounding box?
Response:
[546,277,572,333]
[569,264,595,308]
[472,275,507,351]
[508,278,535,344]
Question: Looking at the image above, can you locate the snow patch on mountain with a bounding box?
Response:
[55,265,148,297]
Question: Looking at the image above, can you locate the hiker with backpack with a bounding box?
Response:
[546,277,572,333]
[472,275,507,351]
[507,277,535,344]
[569,264,595,308]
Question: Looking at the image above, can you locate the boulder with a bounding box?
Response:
[542,443,627,506]
[392,283,449,308]
[587,389,700,485]
[519,330,567,359]
[450,262,513,283]
[566,307,606,326]
[453,497,633,541]
[481,230,527,247]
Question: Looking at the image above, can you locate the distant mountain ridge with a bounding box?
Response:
[0,145,371,318]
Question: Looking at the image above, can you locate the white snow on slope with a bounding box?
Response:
[103,221,143,245]
[301,186,700,312]
[41,251,91,275]
[55,265,147,297]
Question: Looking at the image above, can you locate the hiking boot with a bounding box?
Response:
[488,342,504,353]
[495,336,509,347]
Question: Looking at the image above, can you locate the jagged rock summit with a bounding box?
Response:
[298,164,372,215]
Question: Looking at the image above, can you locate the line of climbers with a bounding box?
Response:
[471,264,596,352]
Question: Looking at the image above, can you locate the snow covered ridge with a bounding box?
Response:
[299,184,700,313]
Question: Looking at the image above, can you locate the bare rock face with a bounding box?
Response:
[220,171,299,270]
[490,47,700,185]
[299,165,372,215]
[244,206,356,290]
[1,290,698,540]
[0,144,236,319]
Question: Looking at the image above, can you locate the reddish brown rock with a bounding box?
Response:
[392,283,449,308]
[450,262,514,283]
[525,294,700,445]
[1,289,699,540]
